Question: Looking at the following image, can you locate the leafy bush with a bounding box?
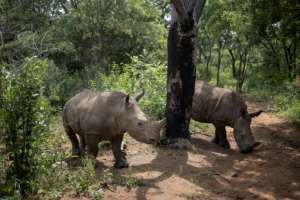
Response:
[246,76,300,125]
[35,117,103,200]
[282,101,300,126]
[92,54,167,119]
[0,58,50,197]
[45,61,94,110]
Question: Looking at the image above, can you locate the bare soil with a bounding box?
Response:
[65,97,300,200]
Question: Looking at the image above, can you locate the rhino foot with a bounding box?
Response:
[114,159,129,169]
[72,147,81,157]
[240,148,253,154]
[211,137,219,144]
[220,141,230,149]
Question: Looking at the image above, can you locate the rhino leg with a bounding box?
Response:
[79,135,86,156]
[65,126,81,156]
[211,127,220,145]
[213,124,230,149]
[111,134,128,169]
[85,135,99,157]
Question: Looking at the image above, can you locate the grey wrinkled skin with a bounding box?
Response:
[63,90,165,168]
[192,81,262,153]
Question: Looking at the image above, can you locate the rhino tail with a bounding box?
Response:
[249,110,263,118]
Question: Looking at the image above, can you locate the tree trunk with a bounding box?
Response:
[205,50,211,81]
[165,0,206,139]
[228,49,236,78]
[236,58,242,93]
[236,48,248,93]
[216,40,222,86]
[282,40,298,80]
[204,29,212,81]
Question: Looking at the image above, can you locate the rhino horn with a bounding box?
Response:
[159,118,167,129]
[253,141,261,148]
[249,110,263,118]
[134,89,145,102]
[153,118,166,131]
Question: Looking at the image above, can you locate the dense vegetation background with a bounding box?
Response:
[0,0,299,199]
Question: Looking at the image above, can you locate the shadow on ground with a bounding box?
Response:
[95,114,300,200]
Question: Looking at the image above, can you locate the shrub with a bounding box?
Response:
[0,58,50,197]
[93,55,167,119]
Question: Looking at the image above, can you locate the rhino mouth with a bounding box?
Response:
[240,141,261,154]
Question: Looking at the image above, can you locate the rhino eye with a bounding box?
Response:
[137,122,143,127]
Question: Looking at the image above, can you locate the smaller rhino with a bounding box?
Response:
[63,89,165,168]
[192,81,262,153]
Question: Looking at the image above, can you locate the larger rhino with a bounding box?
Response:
[63,89,165,168]
[192,81,262,153]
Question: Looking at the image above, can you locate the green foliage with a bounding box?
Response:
[38,157,103,200]
[116,174,144,189]
[34,117,103,200]
[0,58,50,197]
[198,0,299,93]
[67,158,101,198]
[45,0,166,72]
[283,101,300,126]
[190,120,212,135]
[100,168,144,189]
[94,54,167,119]
[45,62,92,110]
[247,77,300,125]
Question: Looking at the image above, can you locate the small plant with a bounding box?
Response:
[282,100,300,126]
[100,168,144,190]
[190,120,211,135]
[116,175,144,189]
[101,168,114,186]
[67,158,103,199]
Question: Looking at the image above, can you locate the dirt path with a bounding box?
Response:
[67,98,300,200]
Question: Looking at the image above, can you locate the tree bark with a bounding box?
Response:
[216,39,222,86]
[205,48,211,80]
[165,0,206,139]
[203,28,212,81]
[228,49,236,79]
[236,48,248,93]
[282,40,298,80]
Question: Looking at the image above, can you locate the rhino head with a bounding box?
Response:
[119,90,166,144]
[233,110,263,153]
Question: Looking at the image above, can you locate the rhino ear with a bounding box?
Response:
[241,109,247,118]
[125,95,133,107]
[125,94,130,104]
[249,110,263,118]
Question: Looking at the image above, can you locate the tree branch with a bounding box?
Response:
[171,0,206,24]
[194,0,206,23]
[171,0,185,17]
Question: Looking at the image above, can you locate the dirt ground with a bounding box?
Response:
[65,97,300,200]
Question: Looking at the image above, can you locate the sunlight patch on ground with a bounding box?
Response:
[248,188,277,200]
[134,170,163,179]
[187,152,212,168]
[153,175,212,200]
[128,152,158,166]
[211,151,228,157]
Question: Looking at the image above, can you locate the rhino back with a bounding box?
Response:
[63,90,126,136]
[192,81,244,126]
